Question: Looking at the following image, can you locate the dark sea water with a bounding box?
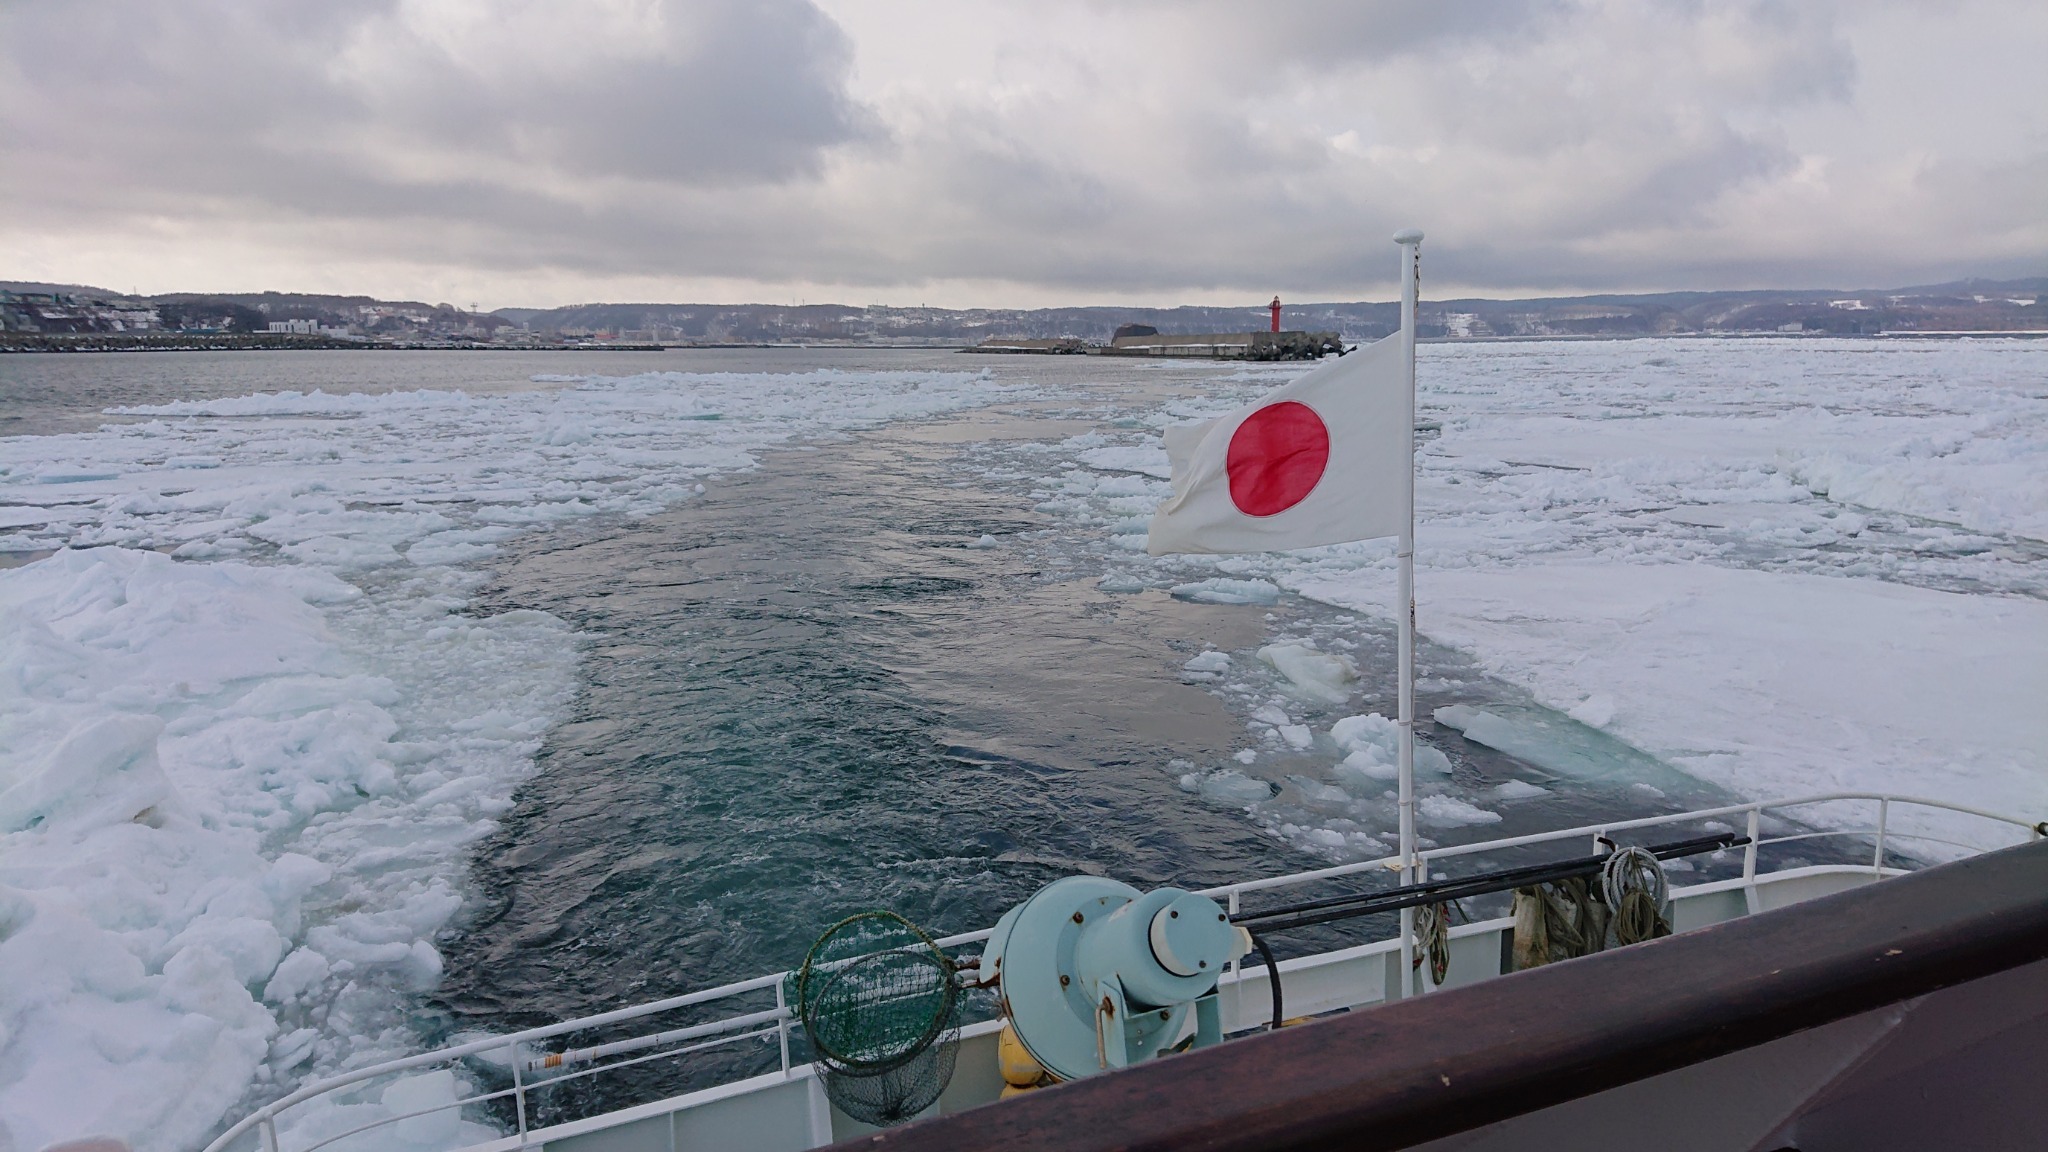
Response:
[432,419,1293,1012]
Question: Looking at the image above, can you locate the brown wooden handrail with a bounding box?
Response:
[843,839,2048,1152]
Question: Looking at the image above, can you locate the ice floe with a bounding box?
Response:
[0,547,580,1152]
[1256,643,1357,704]
[1416,794,1503,827]
[1169,577,1280,605]
[1328,713,1454,788]
[1191,769,1276,806]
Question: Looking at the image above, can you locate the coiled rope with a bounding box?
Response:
[1602,845,1671,946]
[1511,876,1607,970]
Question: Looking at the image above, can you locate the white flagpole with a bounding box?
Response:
[1392,228,1423,998]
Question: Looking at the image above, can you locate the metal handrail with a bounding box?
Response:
[1200,791,2031,903]
[202,791,2037,1152]
[204,971,790,1152]
[298,1084,518,1152]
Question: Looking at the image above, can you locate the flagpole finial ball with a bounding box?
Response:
[1392,229,1424,245]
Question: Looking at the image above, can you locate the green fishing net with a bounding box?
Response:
[795,911,960,1126]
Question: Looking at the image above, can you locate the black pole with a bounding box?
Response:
[1232,832,1742,936]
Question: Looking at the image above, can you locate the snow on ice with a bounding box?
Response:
[0,369,1013,1152]
[1420,563,2048,852]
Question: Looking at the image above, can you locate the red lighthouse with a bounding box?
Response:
[1269,296,1282,333]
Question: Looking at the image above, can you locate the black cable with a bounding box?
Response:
[1248,931,1283,1032]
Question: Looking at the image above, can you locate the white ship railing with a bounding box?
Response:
[201,791,2041,1152]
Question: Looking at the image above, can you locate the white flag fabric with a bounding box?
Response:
[1148,331,1408,555]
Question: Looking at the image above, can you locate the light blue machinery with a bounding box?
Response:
[981,876,1252,1081]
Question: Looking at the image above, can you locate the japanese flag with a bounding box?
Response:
[1148,331,1409,555]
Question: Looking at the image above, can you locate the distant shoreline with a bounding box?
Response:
[0,335,663,354]
[10,276,2040,349]
[7,331,2047,355]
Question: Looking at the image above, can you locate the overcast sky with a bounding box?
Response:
[2,0,2042,308]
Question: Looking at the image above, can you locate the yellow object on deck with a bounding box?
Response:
[997,1022,1046,1088]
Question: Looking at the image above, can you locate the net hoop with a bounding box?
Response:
[795,910,959,1073]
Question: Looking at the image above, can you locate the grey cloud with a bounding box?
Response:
[1,0,871,197]
[1715,0,1856,105]
[1110,0,1570,67]
[1,0,2041,301]
[2,4,365,176]
[345,1,875,184]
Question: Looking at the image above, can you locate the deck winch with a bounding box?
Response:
[981,876,1252,1082]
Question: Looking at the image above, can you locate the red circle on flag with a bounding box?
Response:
[1227,401,1330,516]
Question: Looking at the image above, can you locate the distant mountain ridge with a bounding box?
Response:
[1,280,124,296]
